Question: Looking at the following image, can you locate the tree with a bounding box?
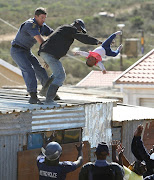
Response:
[130,16,144,29]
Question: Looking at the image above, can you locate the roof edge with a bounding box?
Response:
[0,58,22,76]
[114,83,154,88]
[76,70,94,86]
[113,49,154,84]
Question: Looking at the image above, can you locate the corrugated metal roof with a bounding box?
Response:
[0,88,82,114]
[0,87,119,114]
[113,103,154,121]
[0,86,119,135]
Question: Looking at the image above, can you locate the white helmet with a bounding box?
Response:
[41,141,62,161]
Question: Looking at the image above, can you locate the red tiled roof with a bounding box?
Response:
[76,71,122,87]
[114,49,154,84]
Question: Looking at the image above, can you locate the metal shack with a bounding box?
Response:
[112,103,154,163]
[0,88,116,180]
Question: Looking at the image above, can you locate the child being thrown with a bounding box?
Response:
[74,31,123,74]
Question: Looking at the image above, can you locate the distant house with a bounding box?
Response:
[0,58,24,87]
[76,70,122,87]
[113,49,154,108]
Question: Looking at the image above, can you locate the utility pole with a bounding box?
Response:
[141,30,144,55]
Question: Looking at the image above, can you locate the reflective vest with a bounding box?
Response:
[124,166,143,180]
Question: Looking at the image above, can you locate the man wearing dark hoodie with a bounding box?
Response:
[38,19,102,105]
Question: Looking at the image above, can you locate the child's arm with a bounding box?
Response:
[74,51,89,57]
[97,61,106,74]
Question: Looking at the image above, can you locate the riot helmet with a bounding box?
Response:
[41,141,62,161]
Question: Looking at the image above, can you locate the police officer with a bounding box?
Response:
[10,7,53,104]
[131,125,154,179]
[37,141,83,180]
[79,142,124,180]
[38,19,102,105]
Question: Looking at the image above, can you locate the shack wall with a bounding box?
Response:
[112,120,154,163]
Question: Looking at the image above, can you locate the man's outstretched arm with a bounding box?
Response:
[74,33,102,45]
[73,142,84,168]
[133,125,151,162]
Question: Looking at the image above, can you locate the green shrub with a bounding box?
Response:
[130,16,144,29]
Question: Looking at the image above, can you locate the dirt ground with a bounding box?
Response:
[0,33,16,42]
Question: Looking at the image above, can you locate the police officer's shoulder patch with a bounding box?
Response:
[37,155,45,163]
[32,23,36,29]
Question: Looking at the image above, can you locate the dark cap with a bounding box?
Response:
[75,19,87,33]
[96,142,109,153]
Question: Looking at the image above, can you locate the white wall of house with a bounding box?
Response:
[123,86,154,107]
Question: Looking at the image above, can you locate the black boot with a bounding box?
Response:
[45,84,60,106]
[39,76,54,97]
[39,76,61,100]
[29,92,42,104]
[54,94,61,100]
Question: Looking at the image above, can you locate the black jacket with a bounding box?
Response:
[131,136,154,177]
[39,24,99,59]
[79,162,124,180]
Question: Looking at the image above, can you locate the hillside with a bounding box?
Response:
[0,0,154,84]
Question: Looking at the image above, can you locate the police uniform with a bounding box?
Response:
[10,18,53,93]
[37,155,77,180]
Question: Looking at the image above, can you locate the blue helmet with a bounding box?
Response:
[41,141,62,161]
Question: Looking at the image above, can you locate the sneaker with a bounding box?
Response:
[118,44,123,52]
[115,31,122,36]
